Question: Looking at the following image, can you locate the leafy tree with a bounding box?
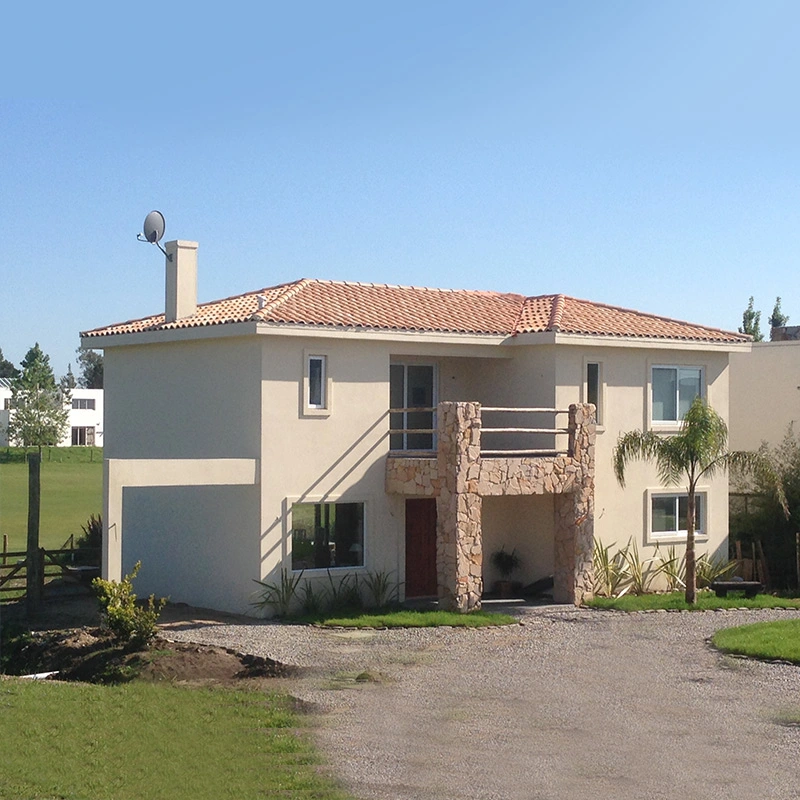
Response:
[76,348,103,389]
[0,348,17,379]
[5,343,70,449]
[731,425,800,589]
[613,397,785,604]
[60,363,77,391]
[769,296,789,339]
[739,296,764,341]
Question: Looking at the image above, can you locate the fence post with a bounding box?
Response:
[26,452,43,613]
[2,534,7,566]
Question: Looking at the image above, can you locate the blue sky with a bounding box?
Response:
[1,0,798,376]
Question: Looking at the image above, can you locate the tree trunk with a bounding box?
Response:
[684,490,697,605]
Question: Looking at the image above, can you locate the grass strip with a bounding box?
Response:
[311,609,518,628]
[0,456,102,550]
[585,591,800,612]
[0,680,350,800]
[712,619,800,664]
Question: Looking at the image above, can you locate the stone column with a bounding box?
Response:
[435,402,483,612]
[553,404,596,604]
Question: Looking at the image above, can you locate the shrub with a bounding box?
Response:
[324,570,363,613]
[252,569,303,617]
[361,569,400,609]
[74,513,102,566]
[593,539,630,597]
[92,562,167,647]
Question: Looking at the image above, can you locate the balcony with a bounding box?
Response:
[386,403,594,498]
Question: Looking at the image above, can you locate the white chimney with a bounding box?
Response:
[164,240,198,322]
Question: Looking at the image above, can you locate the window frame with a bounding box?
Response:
[287,497,367,573]
[302,351,331,417]
[389,362,437,451]
[645,488,709,544]
[72,397,96,410]
[583,358,604,427]
[71,426,95,446]
[650,364,704,427]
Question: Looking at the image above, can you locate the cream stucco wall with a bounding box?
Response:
[104,338,262,460]
[729,342,800,451]
[482,495,554,589]
[102,338,264,612]
[554,344,731,563]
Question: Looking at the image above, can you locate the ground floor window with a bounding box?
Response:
[291,501,364,570]
[71,426,95,446]
[651,492,705,538]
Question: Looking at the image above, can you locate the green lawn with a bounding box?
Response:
[0,680,350,800]
[0,448,102,551]
[585,591,800,612]
[310,609,519,628]
[712,619,800,664]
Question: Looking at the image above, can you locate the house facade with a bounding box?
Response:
[0,380,103,448]
[81,240,749,614]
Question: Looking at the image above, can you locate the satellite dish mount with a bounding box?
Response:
[137,210,172,261]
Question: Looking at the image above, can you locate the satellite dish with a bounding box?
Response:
[137,210,172,260]
[142,210,166,243]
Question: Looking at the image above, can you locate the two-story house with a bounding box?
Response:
[81,240,749,614]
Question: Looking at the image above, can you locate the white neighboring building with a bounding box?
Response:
[0,379,104,447]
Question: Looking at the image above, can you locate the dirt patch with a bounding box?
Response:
[2,625,300,687]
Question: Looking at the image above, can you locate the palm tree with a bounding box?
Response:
[613,397,786,604]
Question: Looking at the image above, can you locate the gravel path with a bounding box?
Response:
[164,606,800,800]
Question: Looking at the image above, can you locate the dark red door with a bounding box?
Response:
[405,498,438,597]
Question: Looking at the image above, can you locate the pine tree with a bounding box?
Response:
[0,347,17,379]
[6,343,70,449]
[77,348,103,389]
[60,364,77,391]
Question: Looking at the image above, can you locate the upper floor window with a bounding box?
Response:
[72,398,96,410]
[652,366,702,423]
[307,355,326,409]
[390,363,435,451]
[585,361,602,425]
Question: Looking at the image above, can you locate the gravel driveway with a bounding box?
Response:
[164,605,800,800]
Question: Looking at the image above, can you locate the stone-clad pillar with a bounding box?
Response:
[436,402,483,612]
[553,403,595,604]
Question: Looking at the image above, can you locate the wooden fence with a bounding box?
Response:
[0,547,100,603]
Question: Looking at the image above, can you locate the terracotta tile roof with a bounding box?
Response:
[516,294,748,342]
[81,279,749,344]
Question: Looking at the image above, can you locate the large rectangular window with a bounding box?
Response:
[291,501,364,571]
[652,366,702,422]
[389,363,435,450]
[651,493,704,538]
[71,426,95,446]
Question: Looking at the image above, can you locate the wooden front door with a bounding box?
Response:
[405,498,438,598]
